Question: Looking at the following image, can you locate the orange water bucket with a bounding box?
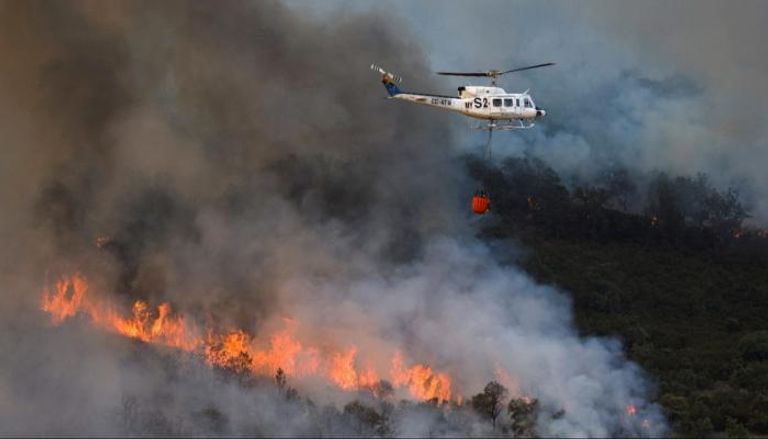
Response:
[472,193,490,214]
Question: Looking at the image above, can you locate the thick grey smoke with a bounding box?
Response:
[0,1,665,436]
[388,0,768,221]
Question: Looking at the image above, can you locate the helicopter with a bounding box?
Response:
[370,62,553,131]
[370,61,554,215]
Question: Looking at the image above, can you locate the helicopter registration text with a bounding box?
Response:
[431,97,452,106]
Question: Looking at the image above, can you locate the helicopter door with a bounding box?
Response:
[503,97,515,119]
[490,97,504,119]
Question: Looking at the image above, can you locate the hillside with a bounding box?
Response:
[471,156,768,436]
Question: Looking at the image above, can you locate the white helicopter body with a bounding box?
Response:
[393,86,544,121]
[371,63,551,130]
[369,62,554,214]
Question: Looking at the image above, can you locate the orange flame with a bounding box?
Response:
[391,351,451,402]
[252,326,304,376]
[108,301,199,351]
[328,347,381,391]
[205,330,252,370]
[330,348,361,390]
[41,273,89,324]
[40,273,454,403]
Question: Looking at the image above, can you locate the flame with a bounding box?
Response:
[391,351,451,402]
[329,348,360,390]
[40,273,454,403]
[358,365,380,389]
[205,330,252,370]
[626,403,637,417]
[107,301,200,351]
[41,273,88,324]
[252,325,304,376]
[326,347,383,391]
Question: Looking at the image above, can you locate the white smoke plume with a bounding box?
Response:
[0,1,666,436]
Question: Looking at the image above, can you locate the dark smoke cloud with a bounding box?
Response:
[0,1,665,436]
[389,0,768,221]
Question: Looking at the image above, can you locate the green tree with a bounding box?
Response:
[688,416,714,438]
[658,393,689,423]
[508,397,539,437]
[647,173,684,237]
[725,417,750,438]
[344,400,383,437]
[600,167,636,211]
[471,381,508,430]
[738,330,768,361]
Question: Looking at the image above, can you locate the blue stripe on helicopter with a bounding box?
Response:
[384,82,401,96]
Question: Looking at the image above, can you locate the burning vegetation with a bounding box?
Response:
[41,273,453,403]
[0,1,675,436]
[36,272,574,436]
[35,260,663,436]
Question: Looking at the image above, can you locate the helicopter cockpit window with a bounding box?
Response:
[524,98,533,108]
[492,98,502,107]
[504,98,514,107]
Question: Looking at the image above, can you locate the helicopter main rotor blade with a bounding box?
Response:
[436,72,491,77]
[498,62,555,75]
[437,63,555,78]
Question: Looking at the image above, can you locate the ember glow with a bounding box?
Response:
[40,273,453,403]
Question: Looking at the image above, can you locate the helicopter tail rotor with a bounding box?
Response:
[370,64,402,83]
[370,63,403,97]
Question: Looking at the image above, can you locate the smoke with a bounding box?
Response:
[0,1,665,436]
[391,0,768,222]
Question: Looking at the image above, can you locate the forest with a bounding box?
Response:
[114,155,768,437]
[468,156,768,437]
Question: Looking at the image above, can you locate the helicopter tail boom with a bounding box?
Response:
[383,80,401,97]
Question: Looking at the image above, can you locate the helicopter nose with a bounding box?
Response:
[536,108,546,117]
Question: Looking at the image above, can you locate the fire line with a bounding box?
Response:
[41,273,453,403]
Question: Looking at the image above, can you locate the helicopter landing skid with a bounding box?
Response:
[472,120,535,131]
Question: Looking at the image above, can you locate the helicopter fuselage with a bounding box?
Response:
[391,86,545,121]
[370,62,552,213]
[389,85,545,122]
